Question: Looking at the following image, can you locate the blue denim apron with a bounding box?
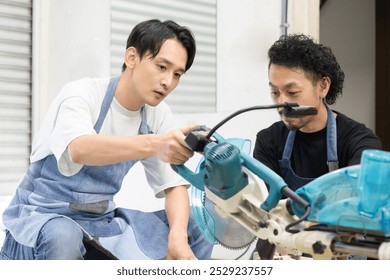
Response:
[279,106,339,191]
[2,76,174,259]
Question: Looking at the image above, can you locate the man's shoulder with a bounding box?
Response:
[56,77,110,105]
[334,110,382,163]
[335,111,372,132]
[335,111,357,124]
[62,77,109,93]
[335,110,381,145]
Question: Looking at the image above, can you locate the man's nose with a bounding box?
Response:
[277,92,289,104]
[161,74,173,89]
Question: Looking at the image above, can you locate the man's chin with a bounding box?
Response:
[282,120,301,130]
[146,98,164,107]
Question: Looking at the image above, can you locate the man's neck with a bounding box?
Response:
[115,73,143,111]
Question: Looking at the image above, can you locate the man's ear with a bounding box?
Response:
[319,77,331,98]
[124,47,137,69]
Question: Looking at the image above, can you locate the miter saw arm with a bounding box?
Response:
[239,152,310,214]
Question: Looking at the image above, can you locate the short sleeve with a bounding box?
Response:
[51,96,97,176]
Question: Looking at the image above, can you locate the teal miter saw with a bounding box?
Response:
[171,103,390,260]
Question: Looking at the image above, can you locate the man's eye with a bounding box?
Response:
[270,92,280,97]
[174,73,182,79]
[289,91,299,96]
[158,65,166,70]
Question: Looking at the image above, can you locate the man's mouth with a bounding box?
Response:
[154,90,166,97]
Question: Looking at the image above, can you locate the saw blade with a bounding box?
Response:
[191,186,218,244]
[202,192,256,250]
[191,184,256,250]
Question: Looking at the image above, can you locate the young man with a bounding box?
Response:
[252,34,382,260]
[254,34,381,191]
[0,19,213,260]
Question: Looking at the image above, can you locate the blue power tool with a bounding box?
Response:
[171,104,390,259]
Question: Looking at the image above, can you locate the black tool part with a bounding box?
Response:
[185,127,212,152]
[281,105,318,118]
[255,238,276,260]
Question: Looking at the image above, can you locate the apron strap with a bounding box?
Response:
[139,107,154,135]
[94,76,120,133]
[326,105,339,171]
[281,129,296,160]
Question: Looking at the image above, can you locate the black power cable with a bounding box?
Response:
[205,102,300,140]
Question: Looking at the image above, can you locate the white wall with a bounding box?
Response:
[32,0,111,135]
[320,0,376,131]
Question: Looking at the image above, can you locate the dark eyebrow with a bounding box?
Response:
[156,57,186,74]
[268,81,276,88]
[269,81,298,90]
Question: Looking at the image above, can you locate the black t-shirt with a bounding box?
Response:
[253,111,382,179]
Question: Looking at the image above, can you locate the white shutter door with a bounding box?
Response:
[111,0,216,113]
[0,0,32,194]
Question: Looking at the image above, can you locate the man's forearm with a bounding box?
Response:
[68,134,162,165]
[164,185,190,234]
[67,127,194,166]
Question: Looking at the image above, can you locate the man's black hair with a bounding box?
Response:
[268,34,345,105]
[122,19,196,72]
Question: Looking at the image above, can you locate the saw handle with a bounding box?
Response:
[183,125,211,152]
[170,126,211,190]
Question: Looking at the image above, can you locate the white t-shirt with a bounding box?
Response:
[30,77,188,198]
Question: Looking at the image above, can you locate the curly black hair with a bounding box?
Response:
[268,34,345,105]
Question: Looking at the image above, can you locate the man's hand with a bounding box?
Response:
[167,229,197,260]
[157,125,199,165]
[164,186,197,260]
